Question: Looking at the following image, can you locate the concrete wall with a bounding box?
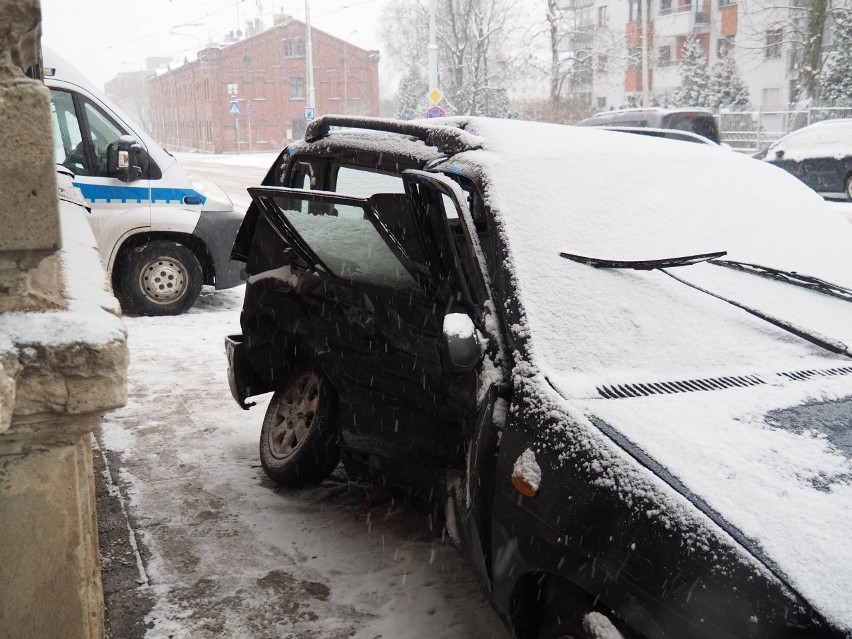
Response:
[0,2,129,638]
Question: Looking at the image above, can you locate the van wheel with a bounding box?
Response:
[259,370,341,487]
[119,240,202,316]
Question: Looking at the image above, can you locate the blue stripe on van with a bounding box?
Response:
[73,182,207,206]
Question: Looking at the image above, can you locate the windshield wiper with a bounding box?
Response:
[711,259,852,303]
[559,250,727,270]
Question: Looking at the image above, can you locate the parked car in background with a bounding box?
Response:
[754,119,852,201]
[226,115,852,639]
[574,107,721,144]
[44,48,245,315]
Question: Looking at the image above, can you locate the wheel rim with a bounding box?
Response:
[138,255,189,305]
[268,372,321,459]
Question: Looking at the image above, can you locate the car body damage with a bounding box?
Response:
[226,115,852,639]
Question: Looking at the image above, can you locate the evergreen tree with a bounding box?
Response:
[670,37,709,107]
[820,9,852,101]
[706,58,750,108]
[395,68,429,120]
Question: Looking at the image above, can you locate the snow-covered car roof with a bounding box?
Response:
[767,118,852,161]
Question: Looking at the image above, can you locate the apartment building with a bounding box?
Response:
[559,0,805,110]
[146,16,380,153]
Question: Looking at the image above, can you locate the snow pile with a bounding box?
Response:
[511,448,541,492]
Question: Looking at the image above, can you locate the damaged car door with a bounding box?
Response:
[245,185,481,491]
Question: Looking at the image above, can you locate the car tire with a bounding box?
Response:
[118,240,202,316]
[845,174,852,201]
[259,369,341,487]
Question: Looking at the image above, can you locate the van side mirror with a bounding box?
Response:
[443,313,483,371]
[107,135,144,182]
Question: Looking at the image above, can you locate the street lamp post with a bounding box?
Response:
[343,30,357,114]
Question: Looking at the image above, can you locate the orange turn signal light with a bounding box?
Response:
[511,474,538,498]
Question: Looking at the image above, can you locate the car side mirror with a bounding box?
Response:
[107,135,144,182]
[443,313,482,371]
[774,148,785,160]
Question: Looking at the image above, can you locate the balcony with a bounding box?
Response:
[653,64,681,90]
[655,3,711,37]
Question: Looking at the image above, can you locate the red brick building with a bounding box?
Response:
[147,18,380,153]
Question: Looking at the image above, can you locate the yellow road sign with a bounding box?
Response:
[428,88,443,105]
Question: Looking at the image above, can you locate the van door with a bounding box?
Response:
[49,88,152,266]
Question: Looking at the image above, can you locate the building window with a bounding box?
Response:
[765,28,782,58]
[290,77,305,100]
[717,36,734,58]
[627,47,642,70]
[629,0,641,21]
[283,39,306,58]
[660,0,672,14]
[598,6,609,26]
[597,96,607,109]
[762,86,781,107]
[596,54,609,72]
[718,0,735,6]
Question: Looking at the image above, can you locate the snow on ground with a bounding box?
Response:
[99,286,509,639]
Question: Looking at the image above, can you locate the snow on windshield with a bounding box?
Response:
[768,120,852,161]
[455,118,852,385]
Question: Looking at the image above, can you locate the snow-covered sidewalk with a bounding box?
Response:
[96,285,509,638]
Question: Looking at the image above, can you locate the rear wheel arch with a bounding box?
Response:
[509,571,652,639]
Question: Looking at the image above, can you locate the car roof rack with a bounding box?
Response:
[304,114,482,155]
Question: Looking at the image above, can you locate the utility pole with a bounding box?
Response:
[428,0,438,94]
[641,0,649,106]
[305,0,316,112]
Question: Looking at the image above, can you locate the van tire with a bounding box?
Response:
[118,240,203,316]
[259,369,341,487]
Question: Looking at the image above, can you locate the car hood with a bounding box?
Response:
[541,267,852,632]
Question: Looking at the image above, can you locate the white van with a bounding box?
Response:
[43,48,245,315]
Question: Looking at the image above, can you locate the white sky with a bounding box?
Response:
[40,0,391,94]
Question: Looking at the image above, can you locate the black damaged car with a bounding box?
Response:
[227,115,852,639]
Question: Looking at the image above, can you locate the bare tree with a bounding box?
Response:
[735,0,852,99]
[380,0,527,116]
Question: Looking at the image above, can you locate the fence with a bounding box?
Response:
[717,101,852,153]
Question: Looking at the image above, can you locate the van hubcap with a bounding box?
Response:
[139,256,188,304]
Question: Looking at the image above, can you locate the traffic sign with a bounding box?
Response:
[304,107,316,122]
[244,104,254,116]
[426,105,446,118]
[428,88,443,105]
[229,101,240,116]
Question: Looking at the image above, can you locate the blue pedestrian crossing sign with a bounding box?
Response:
[304,107,316,122]
[244,104,253,116]
[229,101,240,116]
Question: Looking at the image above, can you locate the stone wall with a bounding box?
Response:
[0,2,129,638]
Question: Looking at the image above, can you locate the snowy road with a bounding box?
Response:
[96,153,510,638]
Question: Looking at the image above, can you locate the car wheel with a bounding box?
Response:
[259,369,341,487]
[845,174,852,201]
[118,240,202,316]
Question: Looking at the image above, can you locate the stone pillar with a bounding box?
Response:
[0,2,129,638]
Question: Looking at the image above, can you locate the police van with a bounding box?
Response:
[44,48,245,315]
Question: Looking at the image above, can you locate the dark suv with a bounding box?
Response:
[227,115,852,639]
